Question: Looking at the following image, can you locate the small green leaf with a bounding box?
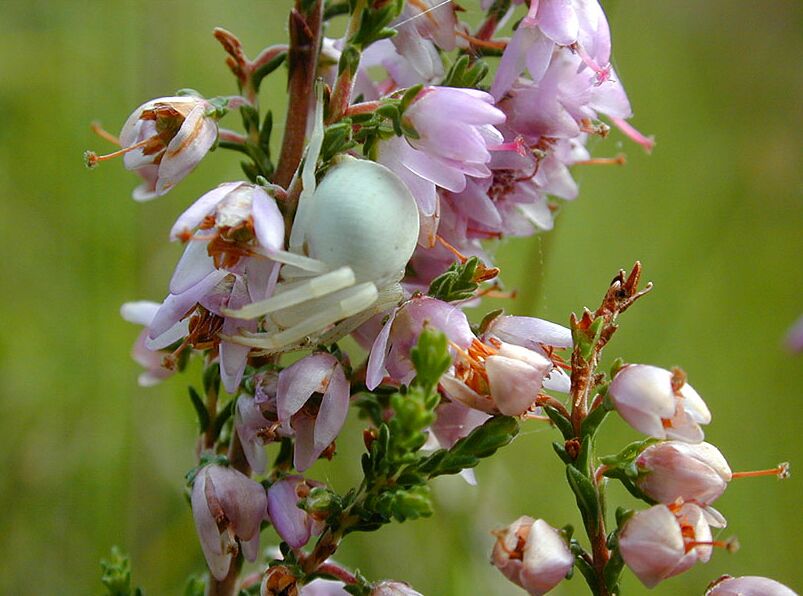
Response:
[426,416,519,477]
[580,396,611,438]
[566,464,599,529]
[543,404,574,440]
[400,84,424,112]
[338,44,361,76]
[212,399,235,439]
[552,441,573,464]
[188,387,209,434]
[410,328,451,390]
[100,546,138,596]
[259,110,274,155]
[427,257,481,302]
[203,363,220,396]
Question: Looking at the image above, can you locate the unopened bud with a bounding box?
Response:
[491,517,573,595]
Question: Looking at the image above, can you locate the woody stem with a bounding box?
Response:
[273,0,324,189]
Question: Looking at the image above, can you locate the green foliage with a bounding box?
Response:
[410,328,452,391]
[348,330,518,535]
[100,547,142,596]
[428,257,483,302]
[351,0,405,48]
[188,386,210,433]
[183,574,206,596]
[443,55,489,88]
[418,416,519,478]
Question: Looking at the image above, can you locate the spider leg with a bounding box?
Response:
[253,247,328,274]
[314,281,404,346]
[227,282,379,350]
[288,81,326,254]
[220,266,355,319]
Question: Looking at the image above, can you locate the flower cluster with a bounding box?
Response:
[91,2,794,595]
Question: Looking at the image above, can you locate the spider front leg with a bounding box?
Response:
[226,281,379,351]
[221,266,356,320]
[288,80,326,254]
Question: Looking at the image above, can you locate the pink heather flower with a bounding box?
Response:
[371,580,424,596]
[169,181,284,300]
[300,579,351,596]
[120,300,187,386]
[491,516,574,596]
[118,96,218,197]
[609,364,711,442]
[706,575,798,596]
[443,132,590,241]
[267,476,324,549]
[366,296,474,390]
[362,39,444,91]
[619,502,713,588]
[389,0,458,83]
[441,339,553,416]
[276,353,350,471]
[147,268,258,394]
[235,392,281,475]
[785,314,803,353]
[377,88,505,239]
[482,314,572,393]
[636,441,732,507]
[191,464,267,581]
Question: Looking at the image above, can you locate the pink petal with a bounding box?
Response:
[169,239,216,295]
[170,182,243,241]
[252,188,285,252]
[366,308,398,390]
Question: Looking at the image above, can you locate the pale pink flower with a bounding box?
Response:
[377,87,505,238]
[147,268,258,394]
[276,353,350,471]
[609,364,711,442]
[366,296,474,390]
[267,476,324,548]
[371,580,424,596]
[492,516,574,595]
[619,502,713,588]
[785,314,803,353]
[441,340,553,416]
[235,392,281,475]
[636,441,732,507]
[191,464,267,580]
[118,96,218,197]
[120,300,187,386]
[706,575,798,595]
[388,0,457,84]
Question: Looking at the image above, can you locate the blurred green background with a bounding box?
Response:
[1,1,801,594]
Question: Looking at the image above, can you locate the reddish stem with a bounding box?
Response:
[273,1,324,188]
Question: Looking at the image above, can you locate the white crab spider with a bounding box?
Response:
[222,92,420,351]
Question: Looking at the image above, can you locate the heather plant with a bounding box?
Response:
[86,1,794,594]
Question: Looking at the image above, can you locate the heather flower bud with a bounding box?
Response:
[441,339,554,416]
[609,364,711,442]
[191,464,267,580]
[706,575,798,595]
[636,441,732,506]
[619,502,714,588]
[491,516,574,595]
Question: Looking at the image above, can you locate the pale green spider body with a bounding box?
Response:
[223,94,419,352]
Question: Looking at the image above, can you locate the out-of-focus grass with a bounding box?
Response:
[0,1,800,594]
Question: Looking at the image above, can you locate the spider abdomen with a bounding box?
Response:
[306,157,420,283]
